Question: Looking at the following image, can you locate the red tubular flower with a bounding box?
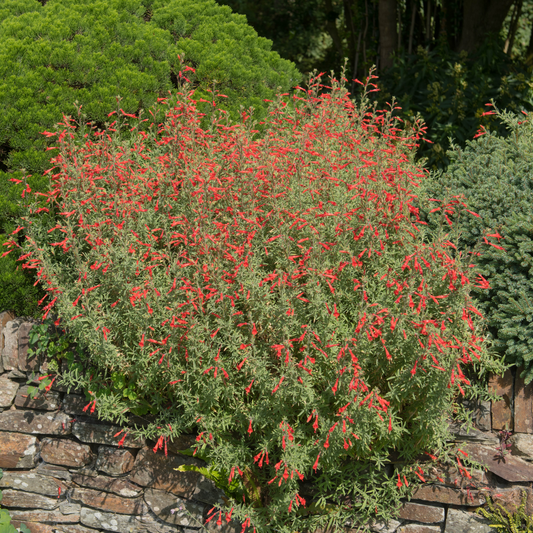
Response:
[245,380,254,394]
[312,453,320,472]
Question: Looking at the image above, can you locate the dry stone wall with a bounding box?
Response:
[1,310,533,533]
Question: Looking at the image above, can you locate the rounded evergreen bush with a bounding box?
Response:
[12,74,502,532]
[0,0,300,317]
[418,110,533,382]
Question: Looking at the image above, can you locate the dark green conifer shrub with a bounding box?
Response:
[0,0,300,317]
[0,234,42,318]
[11,73,503,532]
[418,110,533,382]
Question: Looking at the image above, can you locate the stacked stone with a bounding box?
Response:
[2,309,533,533]
[0,311,235,533]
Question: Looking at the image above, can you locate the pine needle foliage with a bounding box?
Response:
[418,110,533,383]
[10,73,503,532]
[477,491,533,533]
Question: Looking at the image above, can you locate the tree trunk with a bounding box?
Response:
[458,0,514,53]
[343,0,358,75]
[407,0,416,54]
[440,0,460,50]
[526,16,533,64]
[324,0,345,61]
[504,0,523,55]
[379,0,398,69]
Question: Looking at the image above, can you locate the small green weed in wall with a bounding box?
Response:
[25,318,86,397]
[477,491,533,533]
[0,470,30,533]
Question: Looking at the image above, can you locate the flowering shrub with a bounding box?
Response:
[0,0,300,318]
[10,73,502,532]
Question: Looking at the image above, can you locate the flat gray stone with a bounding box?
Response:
[444,509,492,533]
[71,473,143,498]
[398,502,445,523]
[0,470,67,497]
[428,464,487,486]
[0,311,16,374]
[466,443,533,482]
[70,487,146,515]
[0,410,72,435]
[72,421,145,448]
[0,375,19,408]
[412,485,485,506]
[60,502,82,515]
[41,437,93,467]
[80,507,179,533]
[0,432,39,468]
[0,489,60,510]
[130,447,224,504]
[35,463,73,481]
[448,423,499,445]
[6,369,26,379]
[96,445,136,475]
[463,400,492,432]
[53,525,100,533]
[1,319,22,371]
[7,509,80,524]
[144,488,205,528]
[510,433,533,460]
[63,394,99,417]
[15,385,61,410]
[369,519,402,532]
[397,526,441,533]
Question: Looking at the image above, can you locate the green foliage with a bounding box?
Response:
[175,461,244,502]
[0,0,300,324]
[15,73,503,532]
[377,38,533,170]
[25,317,86,397]
[417,110,533,383]
[477,491,533,533]
[0,233,43,318]
[0,470,30,533]
[0,0,299,178]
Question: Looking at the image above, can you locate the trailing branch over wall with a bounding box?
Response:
[2,311,533,533]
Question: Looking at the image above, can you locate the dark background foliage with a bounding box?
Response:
[218,0,533,168]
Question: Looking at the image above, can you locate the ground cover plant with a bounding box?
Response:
[8,71,503,532]
[418,109,533,384]
[477,491,533,533]
[0,0,300,317]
